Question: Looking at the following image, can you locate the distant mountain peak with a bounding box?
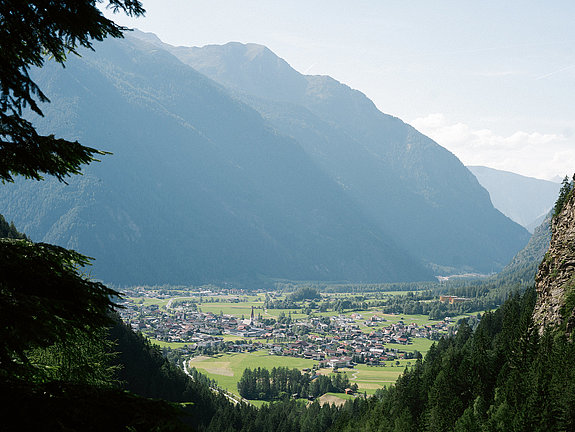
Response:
[468,165,560,231]
[4,32,531,284]
[157,36,530,274]
[218,41,271,58]
[130,28,164,45]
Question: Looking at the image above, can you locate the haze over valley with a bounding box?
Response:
[5,2,575,431]
[0,32,534,286]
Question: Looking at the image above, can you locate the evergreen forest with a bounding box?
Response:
[2,2,575,431]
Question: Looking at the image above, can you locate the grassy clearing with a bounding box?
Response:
[318,393,352,406]
[198,302,264,317]
[249,400,269,408]
[189,351,316,397]
[148,338,192,349]
[129,297,170,308]
[387,338,434,354]
[316,361,412,394]
[189,351,415,400]
[375,313,437,326]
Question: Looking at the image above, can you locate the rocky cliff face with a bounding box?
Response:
[533,191,575,334]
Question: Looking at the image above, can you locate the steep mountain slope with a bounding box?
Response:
[533,188,575,334]
[152,34,530,274]
[496,211,552,287]
[0,36,431,285]
[329,185,575,432]
[468,165,560,231]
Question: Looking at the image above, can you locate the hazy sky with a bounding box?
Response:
[104,1,575,181]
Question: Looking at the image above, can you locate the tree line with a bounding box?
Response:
[329,287,575,432]
[237,366,354,401]
[554,174,575,217]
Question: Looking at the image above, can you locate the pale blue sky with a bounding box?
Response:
[104,1,575,180]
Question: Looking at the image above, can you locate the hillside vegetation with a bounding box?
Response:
[0,33,531,286]
[157,34,530,275]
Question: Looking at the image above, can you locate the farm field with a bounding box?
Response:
[189,350,316,397]
[318,361,415,395]
[188,350,419,400]
[125,285,483,405]
[198,302,264,317]
[135,297,170,308]
[387,337,434,354]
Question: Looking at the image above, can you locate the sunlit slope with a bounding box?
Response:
[0,36,431,285]
[167,36,530,274]
[468,165,560,231]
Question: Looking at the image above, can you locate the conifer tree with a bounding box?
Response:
[0,0,144,182]
[554,174,574,217]
[0,0,144,381]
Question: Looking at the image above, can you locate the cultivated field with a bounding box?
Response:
[189,350,315,396]
[189,350,420,400]
[126,286,481,404]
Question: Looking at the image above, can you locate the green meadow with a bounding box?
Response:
[198,302,264,317]
[189,350,316,397]
[387,337,434,354]
[188,350,420,400]
[136,288,479,404]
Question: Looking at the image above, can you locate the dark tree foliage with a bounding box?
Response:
[237,366,351,401]
[0,238,119,378]
[0,213,27,239]
[0,0,144,378]
[0,378,191,432]
[330,287,575,432]
[554,174,575,218]
[287,286,322,302]
[109,320,234,430]
[0,0,144,182]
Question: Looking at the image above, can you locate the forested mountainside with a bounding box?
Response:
[497,212,552,288]
[1,33,531,285]
[533,186,575,334]
[2,183,571,431]
[441,211,552,312]
[329,180,575,432]
[146,32,531,275]
[0,35,431,285]
[468,165,560,232]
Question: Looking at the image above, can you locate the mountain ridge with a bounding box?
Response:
[533,186,575,334]
[0,35,432,285]
[146,32,530,274]
[468,165,560,231]
[0,32,530,284]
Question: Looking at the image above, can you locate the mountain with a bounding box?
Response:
[533,186,575,334]
[0,33,530,285]
[496,211,552,286]
[0,35,432,285]
[143,33,530,274]
[468,165,561,232]
[329,194,575,431]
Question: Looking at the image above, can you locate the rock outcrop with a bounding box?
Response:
[533,190,575,334]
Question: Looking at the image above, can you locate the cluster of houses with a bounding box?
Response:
[119,293,453,367]
[264,314,451,366]
[438,295,468,304]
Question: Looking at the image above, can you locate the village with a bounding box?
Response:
[118,287,454,368]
